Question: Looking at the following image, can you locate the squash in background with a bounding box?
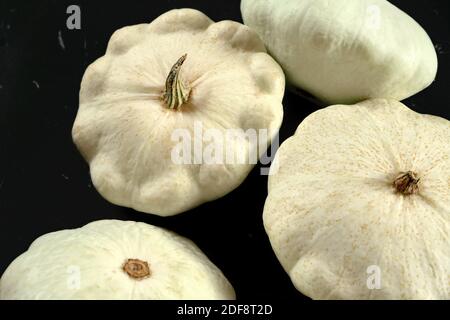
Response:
[241,0,438,104]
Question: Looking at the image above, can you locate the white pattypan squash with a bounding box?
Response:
[0,220,235,300]
[241,0,438,104]
[72,9,285,216]
[264,99,450,299]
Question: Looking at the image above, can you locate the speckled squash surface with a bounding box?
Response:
[264,99,450,299]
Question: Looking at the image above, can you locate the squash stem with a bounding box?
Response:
[393,171,420,195]
[162,54,191,110]
[123,258,151,280]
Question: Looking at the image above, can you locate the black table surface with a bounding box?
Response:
[0,0,449,300]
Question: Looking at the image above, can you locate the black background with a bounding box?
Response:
[0,0,449,300]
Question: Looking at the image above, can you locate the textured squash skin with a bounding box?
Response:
[72,9,285,216]
[0,220,236,300]
[264,99,450,299]
[241,0,438,104]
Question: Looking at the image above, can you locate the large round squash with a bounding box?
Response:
[0,220,235,300]
[264,99,450,299]
[241,0,438,104]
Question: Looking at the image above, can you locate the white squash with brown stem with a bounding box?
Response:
[0,220,235,300]
[264,99,450,299]
[72,9,285,216]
